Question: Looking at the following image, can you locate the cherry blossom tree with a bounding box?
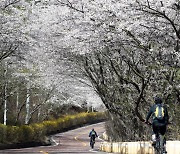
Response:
[52,0,180,140]
[1,0,179,140]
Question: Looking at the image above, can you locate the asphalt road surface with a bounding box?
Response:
[0,122,107,154]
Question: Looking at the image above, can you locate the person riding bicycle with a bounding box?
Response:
[145,96,169,152]
[89,128,98,148]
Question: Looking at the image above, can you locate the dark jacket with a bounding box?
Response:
[146,103,169,124]
[89,130,98,139]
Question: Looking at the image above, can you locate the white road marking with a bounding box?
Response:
[51,136,59,146]
[98,135,104,141]
[40,150,48,154]
[89,149,98,152]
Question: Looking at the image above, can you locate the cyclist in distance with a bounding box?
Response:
[145,96,169,152]
[89,128,98,148]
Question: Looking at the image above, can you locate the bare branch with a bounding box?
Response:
[139,3,180,39]
[0,45,18,62]
[57,0,84,13]
[3,0,20,9]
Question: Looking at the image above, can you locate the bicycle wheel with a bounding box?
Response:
[90,139,95,149]
[154,146,160,154]
[154,146,158,154]
[90,141,94,149]
[92,141,94,149]
[154,136,161,154]
[159,135,163,154]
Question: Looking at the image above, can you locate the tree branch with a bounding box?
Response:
[139,3,180,39]
[3,0,20,9]
[58,0,84,13]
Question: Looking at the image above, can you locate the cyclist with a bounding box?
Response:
[145,96,169,153]
[89,128,98,148]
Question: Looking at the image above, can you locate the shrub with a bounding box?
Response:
[6,126,19,143]
[0,124,7,143]
[18,125,35,143]
[42,121,58,135]
[31,123,46,141]
[0,112,105,145]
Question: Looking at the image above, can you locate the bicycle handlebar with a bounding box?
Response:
[145,121,172,126]
[145,121,152,125]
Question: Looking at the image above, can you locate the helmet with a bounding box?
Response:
[154,96,162,104]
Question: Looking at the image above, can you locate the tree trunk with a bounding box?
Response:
[16,90,19,113]
[3,83,7,125]
[38,107,41,122]
[25,83,30,124]
[3,64,8,125]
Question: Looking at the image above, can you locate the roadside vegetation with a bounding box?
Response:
[0,112,105,149]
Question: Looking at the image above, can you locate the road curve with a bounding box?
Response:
[0,122,107,154]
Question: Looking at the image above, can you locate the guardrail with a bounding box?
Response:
[100,140,180,154]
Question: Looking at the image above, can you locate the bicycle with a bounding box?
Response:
[145,122,167,154]
[90,137,95,149]
[153,129,166,154]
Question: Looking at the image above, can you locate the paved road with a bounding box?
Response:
[0,122,107,154]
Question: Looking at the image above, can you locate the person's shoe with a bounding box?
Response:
[152,141,156,147]
[163,148,167,153]
[151,134,156,147]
